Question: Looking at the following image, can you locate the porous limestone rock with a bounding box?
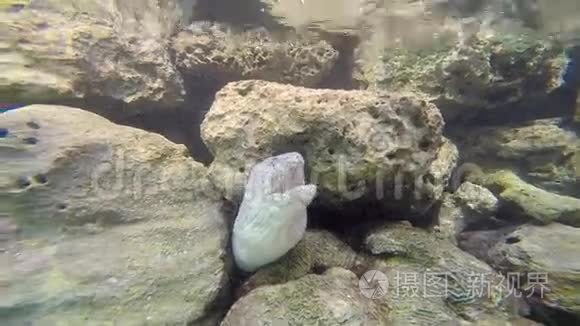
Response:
[201,80,448,212]
[457,118,580,197]
[365,221,523,325]
[232,152,316,272]
[469,170,580,226]
[422,138,459,206]
[221,267,389,325]
[0,7,184,108]
[437,181,499,242]
[173,22,339,88]
[486,223,580,318]
[0,105,229,325]
[359,32,567,123]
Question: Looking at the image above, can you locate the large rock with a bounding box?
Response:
[437,181,500,242]
[201,80,449,212]
[470,170,580,226]
[457,118,580,197]
[486,224,580,317]
[365,221,523,325]
[222,267,389,325]
[173,22,339,89]
[0,105,229,324]
[0,7,185,108]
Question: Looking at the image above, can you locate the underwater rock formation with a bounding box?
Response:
[202,80,450,212]
[238,229,377,296]
[173,22,339,89]
[437,181,499,242]
[424,138,460,205]
[470,170,580,226]
[365,221,525,325]
[222,267,389,325]
[1,105,229,325]
[0,8,185,108]
[232,152,316,272]
[456,118,580,197]
[359,32,567,123]
[485,224,580,319]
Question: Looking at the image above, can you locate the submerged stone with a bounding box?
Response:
[202,80,450,214]
[470,170,580,226]
[222,268,389,325]
[1,105,229,324]
[487,223,580,318]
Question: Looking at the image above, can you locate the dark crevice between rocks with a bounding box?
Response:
[48,96,215,165]
[526,296,580,326]
[443,83,577,132]
[189,199,237,325]
[318,34,360,90]
[307,193,439,251]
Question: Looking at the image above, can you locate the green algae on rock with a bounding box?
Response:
[487,223,580,318]
[1,105,229,325]
[222,267,389,325]
[470,170,580,226]
[239,230,376,296]
[365,221,525,325]
[360,32,567,123]
[456,118,580,198]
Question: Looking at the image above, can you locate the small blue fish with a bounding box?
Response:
[0,104,25,114]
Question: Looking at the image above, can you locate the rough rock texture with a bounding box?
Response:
[486,224,580,318]
[437,182,499,242]
[457,118,580,197]
[222,268,389,325]
[0,8,184,108]
[365,221,521,325]
[201,80,448,212]
[173,22,339,88]
[359,32,567,123]
[232,152,316,272]
[0,105,229,325]
[424,138,459,204]
[239,230,376,296]
[470,170,580,226]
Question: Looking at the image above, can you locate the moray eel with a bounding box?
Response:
[232,152,317,272]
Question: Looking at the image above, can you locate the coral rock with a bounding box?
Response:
[360,32,567,123]
[222,268,389,325]
[239,230,376,296]
[365,221,523,325]
[202,80,448,212]
[173,22,339,88]
[0,8,184,108]
[437,182,499,242]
